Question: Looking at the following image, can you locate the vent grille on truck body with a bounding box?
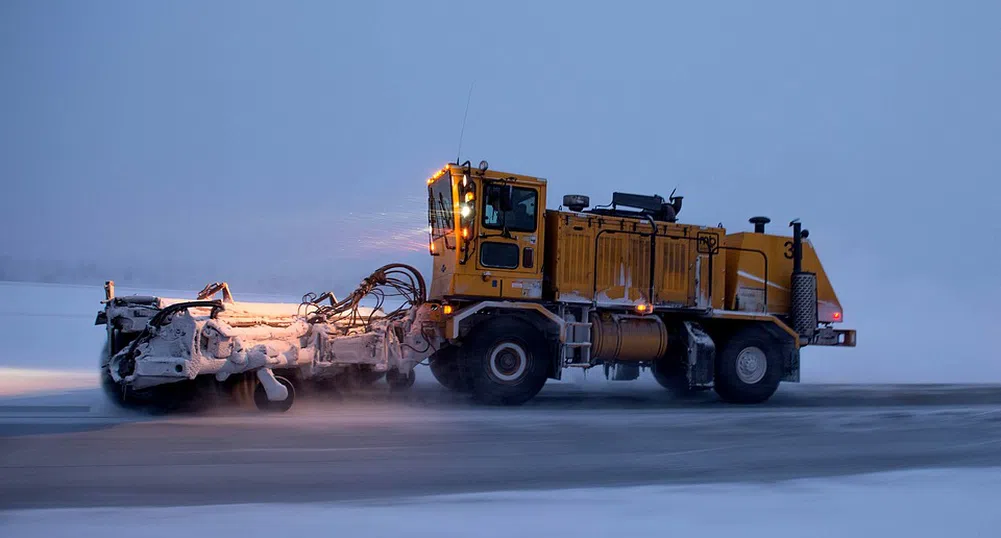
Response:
[549,212,712,309]
[562,232,592,296]
[654,238,691,305]
[594,233,651,305]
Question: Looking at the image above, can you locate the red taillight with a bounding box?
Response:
[833,312,842,321]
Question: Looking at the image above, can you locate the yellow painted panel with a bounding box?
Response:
[546,211,726,309]
[724,232,844,322]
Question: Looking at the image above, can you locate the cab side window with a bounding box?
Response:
[483,185,537,233]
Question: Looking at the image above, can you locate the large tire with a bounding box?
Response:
[651,360,705,398]
[386,368,416,391]
[100,367,130,408]
[429,347,472,393]
[462,317,550,406]
[713,327,784,404]
[353,368,386,387]
[99,341,130,408]
[333,367,385,390]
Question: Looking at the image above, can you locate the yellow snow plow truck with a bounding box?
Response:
[96,160,855,411]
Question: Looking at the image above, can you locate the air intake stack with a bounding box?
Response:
[789,219,817,340]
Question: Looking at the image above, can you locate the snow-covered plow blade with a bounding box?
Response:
[95,264,441,412]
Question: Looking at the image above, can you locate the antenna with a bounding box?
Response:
[455,81,475,164]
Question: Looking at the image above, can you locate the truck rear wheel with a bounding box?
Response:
[429,347,472,393]
[713,327,783,404]
[651,363,706,398]
[462,317,549,406]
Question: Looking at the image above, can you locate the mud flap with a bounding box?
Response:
[783,344,801,382]
[684,322,715,388]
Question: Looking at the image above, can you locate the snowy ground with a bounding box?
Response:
[4,468,999,537]
[0,367,96,397]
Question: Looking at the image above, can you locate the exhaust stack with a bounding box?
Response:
[749,216,770,234]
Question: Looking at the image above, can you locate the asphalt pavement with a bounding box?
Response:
[3,376,1001,510]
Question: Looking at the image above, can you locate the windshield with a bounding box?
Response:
[428,172,454,243]
[482,184,537,233]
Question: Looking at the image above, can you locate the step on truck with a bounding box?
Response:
[96,160,856,411]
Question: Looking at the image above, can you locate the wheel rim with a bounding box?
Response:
[489,342,527,383]
[735,346,767,384]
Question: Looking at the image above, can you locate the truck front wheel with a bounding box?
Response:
[462,317,549,406]
[429,346,472,393]
[713,327,783,404]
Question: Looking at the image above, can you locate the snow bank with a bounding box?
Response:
[3,468,999,537]
[0,367,96,397]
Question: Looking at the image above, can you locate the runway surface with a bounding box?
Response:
[3,376,1001,510]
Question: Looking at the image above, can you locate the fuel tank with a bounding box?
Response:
[589,312,668,362]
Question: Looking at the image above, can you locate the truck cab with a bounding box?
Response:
[427,161,547,301]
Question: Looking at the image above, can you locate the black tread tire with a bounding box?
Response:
[462,317,550,406]
[98,341,194,412]
[351,368,385,387]
[651,363,705,399]
[386,368,416,391]
[333,368,385,390]
[429,347,472,393]
[99,340,130,408]
[99,341,132,408]
[254,375,295,412]
[713,327,783,404]
[100,369,131,408]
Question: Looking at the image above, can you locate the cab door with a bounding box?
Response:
[474,181,544,299]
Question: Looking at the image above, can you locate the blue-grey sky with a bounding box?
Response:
[2,1,999,377]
